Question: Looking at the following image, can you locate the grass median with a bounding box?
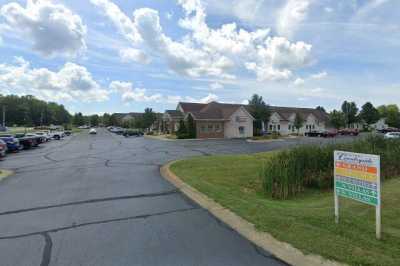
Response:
[170,152,400,266]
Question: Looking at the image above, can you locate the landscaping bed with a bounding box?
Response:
[170,148,400,265]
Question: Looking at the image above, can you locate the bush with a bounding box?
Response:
[262,135,400,199]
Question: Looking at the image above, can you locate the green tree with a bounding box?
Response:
[73,113,85,126]
[316,106,326,113]
[294,113,305,134]
[102,113,111,126]
[359,102,380,128]
[176,120,188,139]
[248,94,270,135]
[329,110,345,130]
[186,113,196,138]
[142,108,157,129]
[385,105,400,128]
[90,115,99,127]
[341,101,359,127]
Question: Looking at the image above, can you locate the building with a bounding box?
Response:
[162,101,254,138]
[267,106,330,135]
[161,101,330,139]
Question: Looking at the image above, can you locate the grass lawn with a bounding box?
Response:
[170,153,400,266]
[7,127,34,134]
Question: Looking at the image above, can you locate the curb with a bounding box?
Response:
[0,169,15,182]
[144,135,176,141]
[160,161,345,266]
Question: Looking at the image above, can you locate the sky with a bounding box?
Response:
[0,0,399,115]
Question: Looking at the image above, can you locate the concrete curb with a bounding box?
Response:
[0,169,15,182]
[144,135,176,141]
[160,161,345,266]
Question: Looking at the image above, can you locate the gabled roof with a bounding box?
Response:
[165,110,183,119]
[269,106,328,122]
[179,101,253,121]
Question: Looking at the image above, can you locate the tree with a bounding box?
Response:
[329,110,345,130]
[359,102,379,127]
[102,113,111,126]
[316,106,326,113]
[142,108,157,129]
[341,101,359,127]
[186,114,196,138]
[90,115,99,127]
[293,113,304,135]
[248,94,270,135]
[109,114,121,126]
[176,120,188,139]
[385,105,400,128]
[73,113,85,126]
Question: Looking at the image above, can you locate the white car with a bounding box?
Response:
[384,132,400,139]
[89,128,97,134]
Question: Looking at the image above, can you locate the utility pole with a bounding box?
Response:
[2,106,5,127]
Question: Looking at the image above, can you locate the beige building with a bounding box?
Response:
[162,101,254,139]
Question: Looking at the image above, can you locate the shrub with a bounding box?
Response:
[262,135,400,199]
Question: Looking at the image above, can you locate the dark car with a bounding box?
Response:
[378,127,400,134]
[304,130,322,137]
[14,133,37,149]
[0,134,21,152]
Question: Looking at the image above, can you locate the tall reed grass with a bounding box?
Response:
[262,135,400,199]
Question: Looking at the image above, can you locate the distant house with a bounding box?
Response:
[162,101,254,138]
[370,118,388,131]
[266,106,330,135]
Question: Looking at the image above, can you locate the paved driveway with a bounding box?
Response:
[0,129,359,266]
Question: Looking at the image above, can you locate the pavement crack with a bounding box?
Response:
[0,207,199,240]
[40,233,53,266]
[0,190,179,217]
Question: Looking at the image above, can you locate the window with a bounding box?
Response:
[277,125,280,130]
[201,125,206,132]
[288,125,291,130]
[239,126,245,135]
[312,124,315,129]
[215,124,222,133]
[269,125,273,130]
[208,124,213,132]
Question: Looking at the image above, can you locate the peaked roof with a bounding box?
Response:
[165,110,183,118]
[269,106,328,122]
[178,101,252,120]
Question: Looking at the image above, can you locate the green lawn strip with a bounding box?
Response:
[170,153,400,266]
[7,127,34,134]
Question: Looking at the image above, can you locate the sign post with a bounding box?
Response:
[334,151,381,239]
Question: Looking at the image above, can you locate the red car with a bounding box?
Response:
[338,128,359,136]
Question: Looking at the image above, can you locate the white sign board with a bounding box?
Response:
[334,151,381,239]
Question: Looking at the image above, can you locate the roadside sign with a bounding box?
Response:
[334,150,381,239]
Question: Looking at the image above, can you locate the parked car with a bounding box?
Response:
[0,139,7,157]
[0,134,21,152]
[378,127,400,134]
[304,130,322,137]
[65,130,72,136]
[89,128,97,134]
[384,132,400,139]
[35,132,52,142]
[52,131,64,140]
[123,129,144,137]
[26,133,46,144]
[14,133,36,149]
[338,128,359,136]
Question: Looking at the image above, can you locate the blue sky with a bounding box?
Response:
[0,0,399,114]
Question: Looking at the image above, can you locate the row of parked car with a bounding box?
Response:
[0,130,71,159]
[304,128,360,138]
[107,126,144,137]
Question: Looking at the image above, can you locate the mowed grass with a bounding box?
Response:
[7,127,34,134]
[170,153,400,266]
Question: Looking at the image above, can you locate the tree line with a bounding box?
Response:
[72,108,157,129]
[0,95,71,127]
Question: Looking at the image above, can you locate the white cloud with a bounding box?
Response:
[186,93,219,103]
[0,58,109,102]
[277,0,311,38]
[92,0,312,81]
[293,78,305,86]
[1,0,87,57]
[210,82,223,91]
[119,48,151,64]
[310,71,327,79]
[109,81,162,102]
[90,0,141,44]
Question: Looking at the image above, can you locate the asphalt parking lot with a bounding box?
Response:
[0,129,361,266]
